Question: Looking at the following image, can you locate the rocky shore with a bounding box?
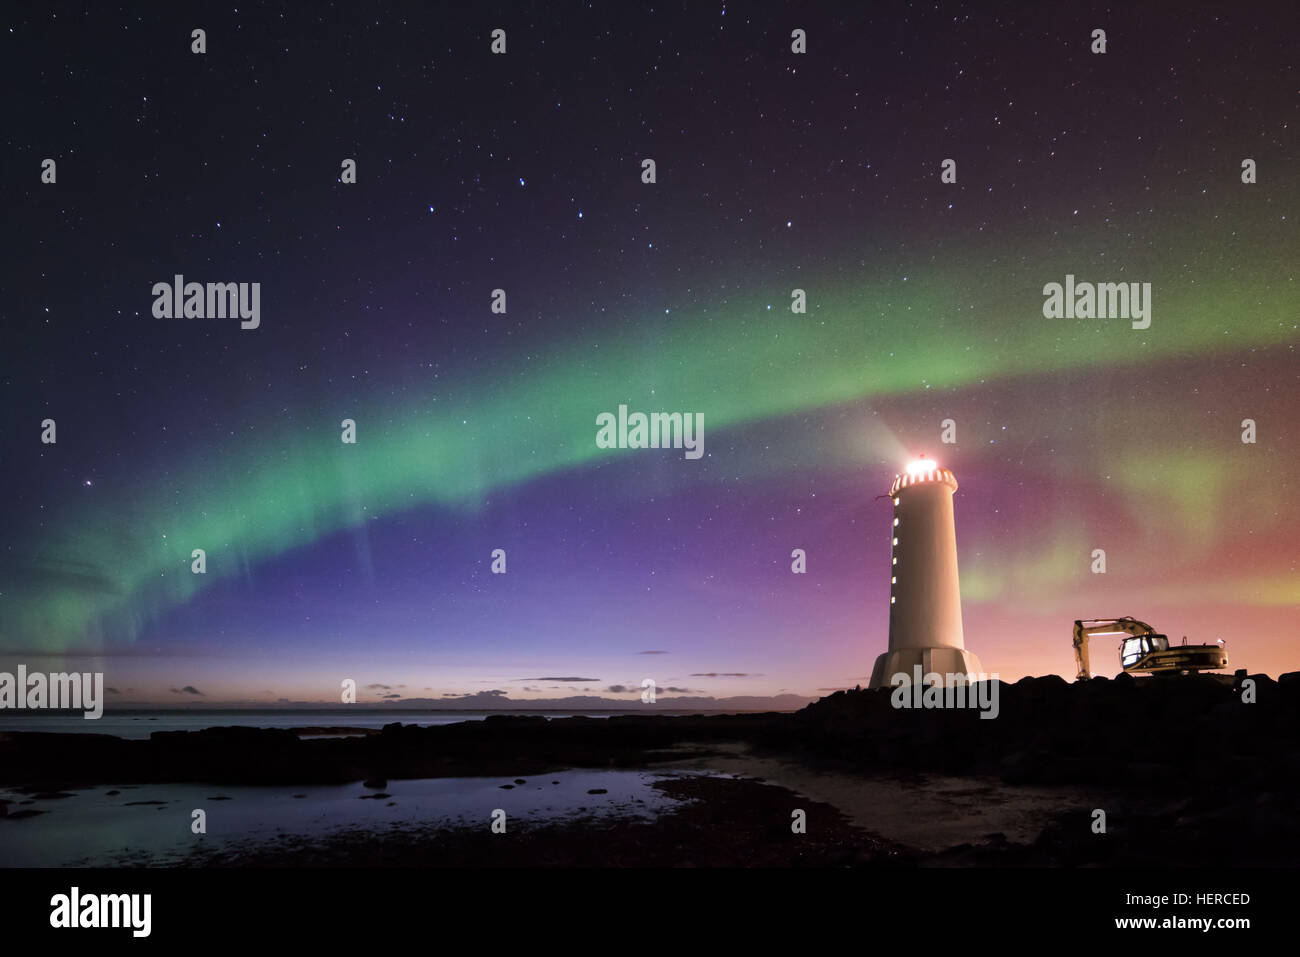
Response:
[3,673,1298,866]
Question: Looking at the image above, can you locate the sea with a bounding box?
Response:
[0,708,728,866]
[0,708,698,740]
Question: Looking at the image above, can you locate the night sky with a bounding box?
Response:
[2,2,1297,705]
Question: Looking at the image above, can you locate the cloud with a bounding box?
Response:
[518,677,600,682]
[105,687,121,694]
[277,698,290,703]
[662,687,697,693]
[638,650,668,655]
[689,673,755,678]
[381,693,401,699]
[366,683,391,690]
[170,686,203,695]
[606,685,628,693]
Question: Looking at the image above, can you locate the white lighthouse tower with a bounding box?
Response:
[868,455,983,689]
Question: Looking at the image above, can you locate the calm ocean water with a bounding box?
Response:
[0,710,655,739]
[0,768,725,867]
[0,709,733,866]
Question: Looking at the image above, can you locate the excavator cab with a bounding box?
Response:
[1120,634,1170,669]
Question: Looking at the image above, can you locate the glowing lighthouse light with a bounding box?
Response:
[869,454,984,689]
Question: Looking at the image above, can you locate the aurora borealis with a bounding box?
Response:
[2,3,1297,704]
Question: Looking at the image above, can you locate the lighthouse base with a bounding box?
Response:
[868,647,985,690]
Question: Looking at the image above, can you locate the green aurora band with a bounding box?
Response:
[5,242,1297,650]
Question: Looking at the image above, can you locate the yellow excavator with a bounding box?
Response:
[1073,617,1229,680]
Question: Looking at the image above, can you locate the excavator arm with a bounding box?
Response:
[1072,617,1157,680]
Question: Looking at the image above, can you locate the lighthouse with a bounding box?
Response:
[868,455,984,689]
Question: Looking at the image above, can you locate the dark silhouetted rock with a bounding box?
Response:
[0,671,1297,867]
